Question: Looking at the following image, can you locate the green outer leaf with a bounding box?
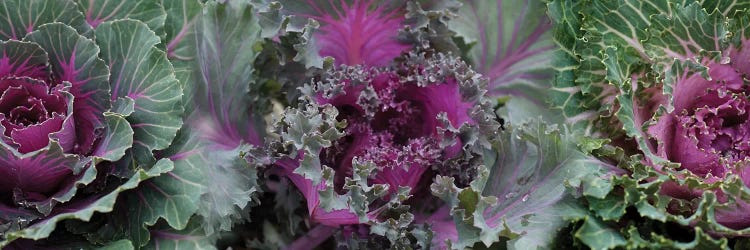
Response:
[116,147,203,247]
[0,159,174,247]
[94,19,184,159]
[158,126,257,236]
[160,0,267,237]
[112,97,136,116]
[161,0,202,113]
[575,216,626,249]
[76,0,166,38]
[162,0,201,60]
[433,120,615,249]
[0,0,91,40]
[647,2,727,61]
[449,0,554,105]
[87,129,204,248]
[94,113,135,161]
[193,0,264,146]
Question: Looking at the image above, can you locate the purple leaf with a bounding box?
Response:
[0,77,73,154]
[0,140,83,212]
[278,0,411,67]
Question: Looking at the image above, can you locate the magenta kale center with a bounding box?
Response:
[318,71,475,195]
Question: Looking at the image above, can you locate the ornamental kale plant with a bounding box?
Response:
[262,48,614,250]
[233,0,617,249]
[0,0,185,248]
[551,0,750,248]
[269,50,499,248]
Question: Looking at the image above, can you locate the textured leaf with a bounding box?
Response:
[76,0,166,35]
[449,0,554,104]
[94,19,183,159]
[251,0,285,38]
[0,0,91,40]
[178,0,267,234]
[114,149,202,247]
[159,127,257,236]
[0,159,173,247]
[647,2,727,61]
[433,120,616,249]
[161,0,202,112]
[575,216,626,249]
[193,0,264,147]
[162,0,202,61]
[24,22,112,155]
[549,0,745,135]
[548,0,670,134]
[104,0,266,242]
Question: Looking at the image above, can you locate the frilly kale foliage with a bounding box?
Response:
[551,0,750,248]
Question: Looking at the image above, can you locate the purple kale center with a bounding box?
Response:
[318,72,473,194]
[0,77,69,154]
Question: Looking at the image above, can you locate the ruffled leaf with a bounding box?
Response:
[158,127,257,236]
[0,140,85,215]
[432,120,616,249]
[549,0,750,247]
[548,0,664,135]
